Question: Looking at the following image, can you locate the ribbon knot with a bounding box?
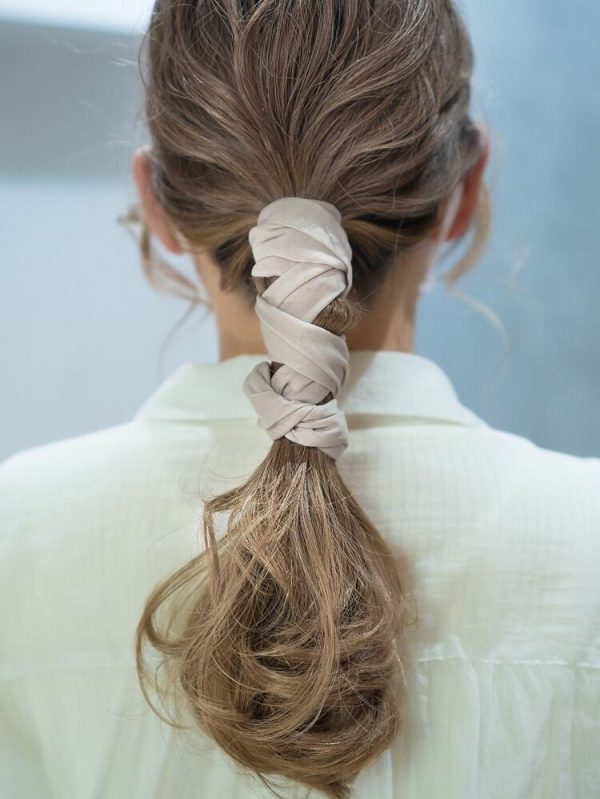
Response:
[242,196,353,460]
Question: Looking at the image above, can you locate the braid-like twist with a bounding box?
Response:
[243,197,353,460]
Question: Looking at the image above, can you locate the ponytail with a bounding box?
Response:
[136,198,413,798]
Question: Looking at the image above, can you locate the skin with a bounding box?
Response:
[132,129,489,360]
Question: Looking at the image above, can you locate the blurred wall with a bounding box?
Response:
[0,20,218,461]
[1,2,599,461]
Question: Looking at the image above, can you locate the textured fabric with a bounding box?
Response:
[243,197,353,459]
[1,349,600,799]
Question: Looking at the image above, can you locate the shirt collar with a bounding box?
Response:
[133,349,488,429]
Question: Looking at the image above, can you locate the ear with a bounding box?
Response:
[444,126,490,242]
[131,145,185,254]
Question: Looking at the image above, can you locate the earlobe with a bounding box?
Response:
[445,127,490,242]
[131,146,185,255]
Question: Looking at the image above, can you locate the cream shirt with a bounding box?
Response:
[1,350,599,799]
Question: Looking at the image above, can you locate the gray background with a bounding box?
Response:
[1,1,599,461]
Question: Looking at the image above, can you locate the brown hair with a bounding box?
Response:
[133,2,491,797]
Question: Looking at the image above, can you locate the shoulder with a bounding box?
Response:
[0,415,228,539]
[385,419,600,534]
[473,424,600,488]
[0,420,192,528]
[444,424,600,547]
[0,421,211,614]
[1,423,143,508]
[390,415,600,496]
[459,423,600,511]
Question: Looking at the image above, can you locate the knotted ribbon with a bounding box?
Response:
[242,196,353,460]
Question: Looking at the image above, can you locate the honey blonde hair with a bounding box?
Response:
[132,2,491,797]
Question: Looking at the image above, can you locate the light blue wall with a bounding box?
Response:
[417,0,600,456]
[0,21,218,461]
[1,4,599,460]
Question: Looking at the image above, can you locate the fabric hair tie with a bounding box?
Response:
[242,196,353,460]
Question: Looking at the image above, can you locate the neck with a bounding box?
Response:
[195,245,431,361]
[217,310,416,361]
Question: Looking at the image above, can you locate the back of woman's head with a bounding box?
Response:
[135,2,490,797]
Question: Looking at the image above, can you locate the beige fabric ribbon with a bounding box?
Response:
[242,197,353,460]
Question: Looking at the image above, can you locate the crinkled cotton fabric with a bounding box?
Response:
[1,349,599,799]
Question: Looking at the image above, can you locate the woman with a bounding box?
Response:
[1,1,599,798]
